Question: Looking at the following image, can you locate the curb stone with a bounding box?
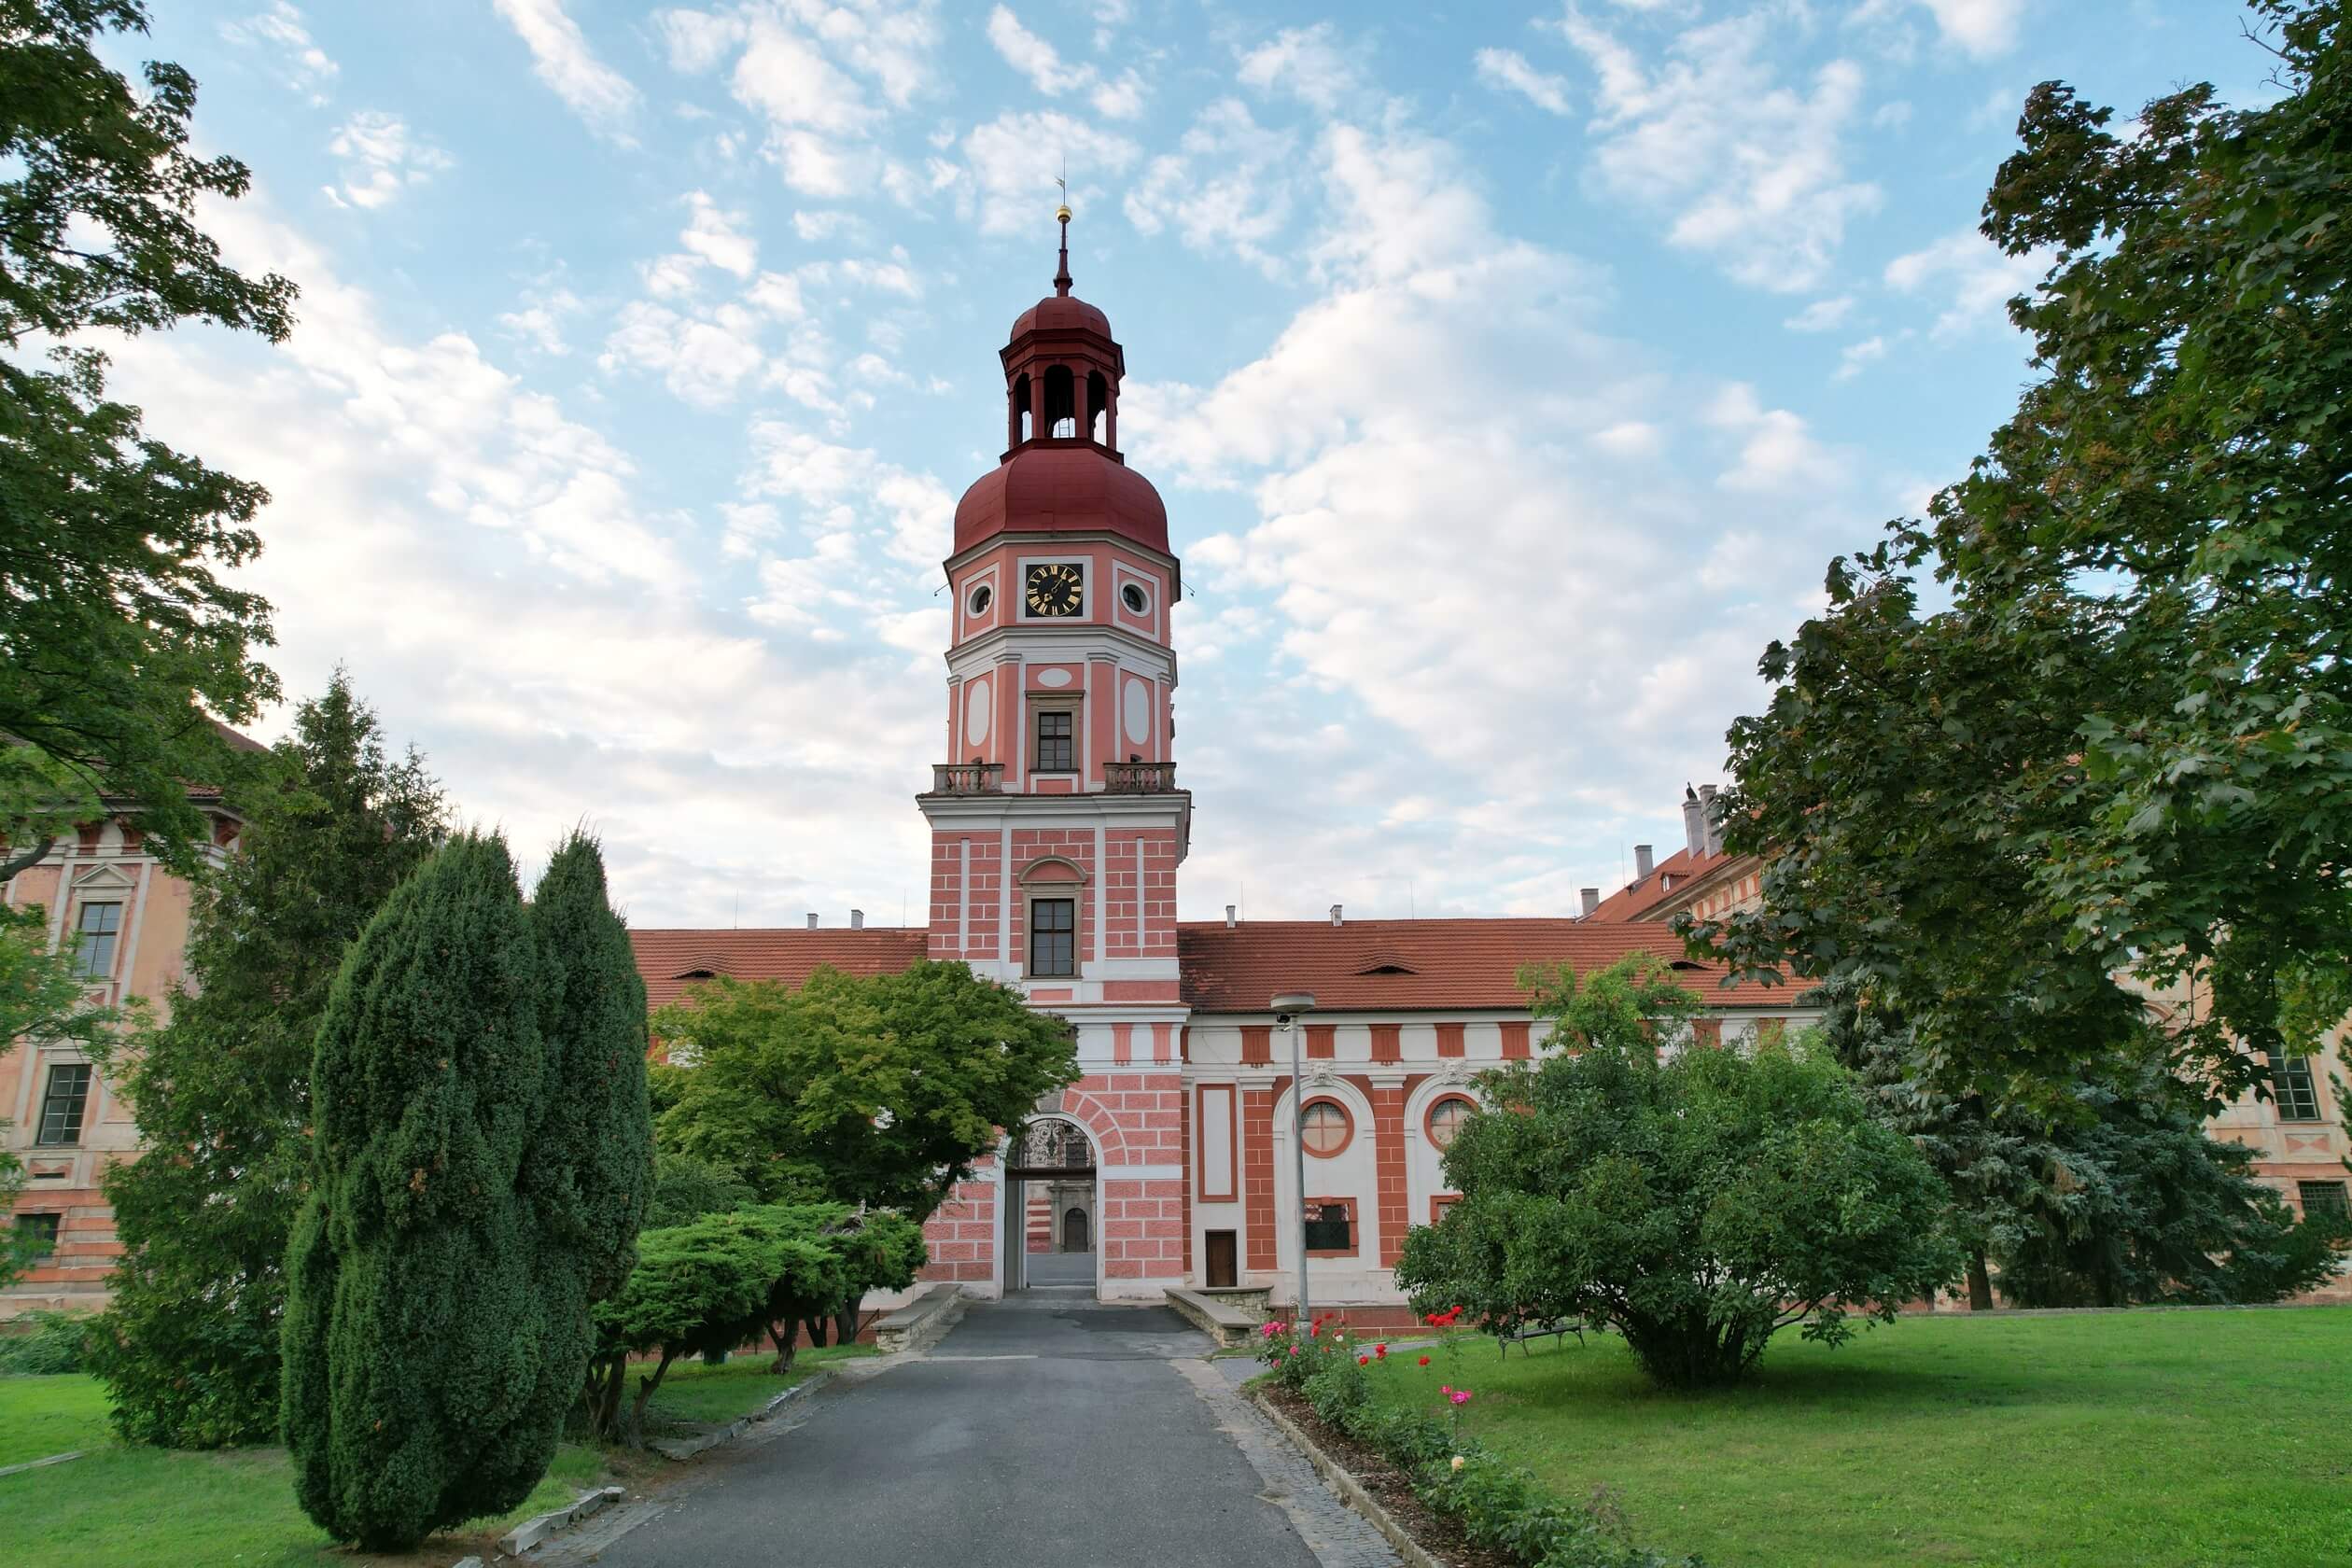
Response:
[453,1369,842,1563]
[648,1368,834,1460]
[0,1449,85,1479]
[1245,1386,1446,1568]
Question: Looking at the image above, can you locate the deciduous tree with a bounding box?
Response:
[1395,956,1957,1390]
[1689,1,2352,1101]
[654,960,1077,1219]
[1,0,297,875]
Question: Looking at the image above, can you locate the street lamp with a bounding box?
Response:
[1270,991,1317,1330]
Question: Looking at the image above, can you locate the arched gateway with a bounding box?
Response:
[1003,1114,1097,1292]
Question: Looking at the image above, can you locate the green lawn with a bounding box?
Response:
[0,1376,615,1568]
[0,1342,875,1567]
[639,1341,874,1426]
[1361,1307,2352,1568]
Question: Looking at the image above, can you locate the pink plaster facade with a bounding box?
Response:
[4,811,240,1317]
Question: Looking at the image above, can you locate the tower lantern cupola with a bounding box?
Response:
[1001,205,1127,455]
[953,210,1167,558]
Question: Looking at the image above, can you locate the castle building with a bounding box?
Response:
[624,221,1828,1316]
[1,747,256,1316]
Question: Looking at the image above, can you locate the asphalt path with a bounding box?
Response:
[568,1295,1345,1568]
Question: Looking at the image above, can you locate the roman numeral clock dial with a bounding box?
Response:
[1025,562,1084,617]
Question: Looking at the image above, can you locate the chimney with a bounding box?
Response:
[1580,887,1600,917]
[1698,784,1723,857]
[805,912,819,930]
[1329,903,1343,927]
[1225,904,1238,929]
[850,908,865,930]
[1633,845,1654,879]
[1682,785,1705,857]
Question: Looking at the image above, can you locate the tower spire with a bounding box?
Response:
[1054,175,1072,297]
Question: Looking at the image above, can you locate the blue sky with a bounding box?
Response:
[117,1,2276,929]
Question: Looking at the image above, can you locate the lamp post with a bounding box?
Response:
[1270,991,1317,1330]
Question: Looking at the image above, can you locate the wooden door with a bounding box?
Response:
[1206,1229,1238,1288]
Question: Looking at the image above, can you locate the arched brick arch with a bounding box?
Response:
[1052,1085,1131,1165]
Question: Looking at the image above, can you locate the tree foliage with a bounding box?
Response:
[654,959,1078,1218]
[1395,956,1957,1390]
[282,832,647,1550]
[645,1152,756,1229]
[585,1203,925,1446]
[1822,978,2345,1308]
[1688,2,2352,1101]
[1,0,297,875]
[87,677,442,1448]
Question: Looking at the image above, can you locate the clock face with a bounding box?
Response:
[1025,562,1084,617]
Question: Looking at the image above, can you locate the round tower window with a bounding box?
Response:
[1121,582,1149,615]
[968,582,993,616]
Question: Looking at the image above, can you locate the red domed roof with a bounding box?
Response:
[954,444,1168,555]
[1010,292,1113,340]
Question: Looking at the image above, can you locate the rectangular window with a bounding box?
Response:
[70,901,123,980]
[35,1063,93,1146]
[2271,1057,2323,1122]
[12,1213,61,1259]
[2299,1182,2349,1220]
[1034,709,1074,772]
[1029,898,1075,978]
[1303,1197,1355,1256]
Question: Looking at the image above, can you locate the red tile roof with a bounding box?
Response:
[1580,845,1726,923]
[629,928,931,1012]
[1174,918,1804,1014]
[625,918,1811,1017]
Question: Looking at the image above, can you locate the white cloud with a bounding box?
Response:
[1473,48,1572,116]
[1707,383,1850,490]
[679,190,758,278]
[112,196,946,928]
[1883,226,2047,338]
[1237,23,1365,113]
[1910,0,2024,59]
[1124,99,1300,274]
[986,7,1147,120]
[492,0,642,139]
[323,112,452,210]
[654,3,943,197]
[601,300,770,406]
[219,3,338,103]
[497,286,584,356]
[1784,295,1855,332]
[957,111,1139,236]
[1119,120,1859,915]
[1557,10,1880,292]
[1833,334,1887,380]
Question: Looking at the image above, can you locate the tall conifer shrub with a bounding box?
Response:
[282,833,560,1549]
[527,833,654,1302]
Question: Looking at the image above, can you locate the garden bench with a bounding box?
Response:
[1496,1318,1585,1357]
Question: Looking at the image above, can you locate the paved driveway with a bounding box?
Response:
[554,1295,1398,1568]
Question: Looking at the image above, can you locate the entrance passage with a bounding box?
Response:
[1003,1114,1096,1293]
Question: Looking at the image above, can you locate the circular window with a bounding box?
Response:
[1426,1096,1474,1150]
[967,582,993,616]
[1120,581,1149,615]
[1299,1099,1351,1157]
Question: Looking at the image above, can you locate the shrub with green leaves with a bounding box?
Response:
[587,1211,781,1445]
[0,1309,91,1375]
[1396,955,1958,1391]
[282,832,645,1550]
[645,1152,756,1228]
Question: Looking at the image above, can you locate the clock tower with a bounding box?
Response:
[917,210,1192,1298]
